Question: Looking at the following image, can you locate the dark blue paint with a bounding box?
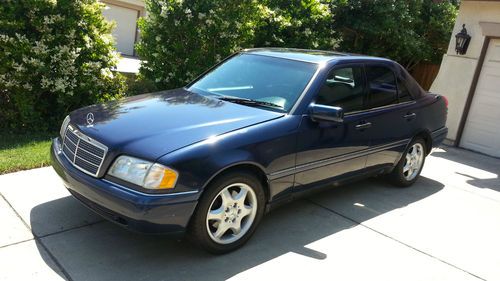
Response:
[69,89,284,172]
[51,48,448,234]
[51,142,198,233]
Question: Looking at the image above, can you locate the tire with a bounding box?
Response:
[189,171,266,254]
[388,137,427,187]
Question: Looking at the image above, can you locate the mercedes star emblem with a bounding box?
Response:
[86,112,95,126]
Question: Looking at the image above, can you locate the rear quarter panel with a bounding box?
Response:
[413,93,447,136]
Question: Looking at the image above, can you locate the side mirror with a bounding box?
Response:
[309,104,344,123]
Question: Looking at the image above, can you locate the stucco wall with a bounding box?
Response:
[101,0,145,16]
[430,1,500,142]
[107,0,144,9]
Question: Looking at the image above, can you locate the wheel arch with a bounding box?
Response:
[201,162,270,202]
[413,130,432,155]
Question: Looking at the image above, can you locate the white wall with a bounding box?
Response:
[430,0,500,142]
[101,0,145,56]
[102,4,139,56]
[113,0,144,7]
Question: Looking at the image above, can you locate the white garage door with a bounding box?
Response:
[102,4,139,56]
[461,39,500,157]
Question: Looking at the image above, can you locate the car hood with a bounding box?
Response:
[70,89,284,160]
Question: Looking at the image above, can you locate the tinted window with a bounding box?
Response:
[397,78,413,102]
[366,66,397,108]
[316,66,365,112]
[189,54,318,112]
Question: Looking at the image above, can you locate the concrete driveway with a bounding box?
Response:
[0,146,499,281]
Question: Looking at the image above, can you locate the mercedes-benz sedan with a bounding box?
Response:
[51,48,448,253]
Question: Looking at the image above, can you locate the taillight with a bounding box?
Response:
[442,95,448,107]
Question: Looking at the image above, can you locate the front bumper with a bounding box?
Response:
[50,138,199,234]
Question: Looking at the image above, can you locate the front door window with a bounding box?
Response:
[315,66,366,112]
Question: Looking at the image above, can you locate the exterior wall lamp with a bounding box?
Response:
[455,24,471,55]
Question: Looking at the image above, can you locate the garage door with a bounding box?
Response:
[461,39,500,157]
[102,4,139,56]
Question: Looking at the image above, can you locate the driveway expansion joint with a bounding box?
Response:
[0,238,34,250]
[0,193,32,233]
[37,219,106,240]
[304,198,487,281]
[0,193,74,281]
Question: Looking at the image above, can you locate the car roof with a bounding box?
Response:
[242,48,392,64]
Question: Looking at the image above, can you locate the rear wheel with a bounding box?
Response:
[189,171,265,254]
[388,138,426,187]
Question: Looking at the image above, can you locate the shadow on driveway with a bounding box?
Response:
[431,146,500,192]
[31,176,443,280]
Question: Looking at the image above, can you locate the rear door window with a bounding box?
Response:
[366,65,398,108]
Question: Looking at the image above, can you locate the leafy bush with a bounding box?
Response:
[0,0,126,132]
[332,0,458,69]
[123,73,158,97]
[136,0,335,90]
[254,0,335,49]
[138,0,457,90]
[137,0,261,90]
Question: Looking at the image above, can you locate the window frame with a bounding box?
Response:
[396,76,415,103]
[340,63,417,116]
[314,63,369,114]
[364,63,400,110]
[311,61,419,117]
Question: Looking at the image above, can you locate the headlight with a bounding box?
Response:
[108,156,178,190]
[60,115,70,139]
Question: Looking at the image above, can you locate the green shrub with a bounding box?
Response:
[332,0,458,69]
[136,0,335,90]
[0,0,127,132]
[123,73,158,97]
[254,0,335,49]
[136,0,262,90]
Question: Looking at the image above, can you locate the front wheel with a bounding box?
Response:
[388,138,426,187]
[189,171,265,254]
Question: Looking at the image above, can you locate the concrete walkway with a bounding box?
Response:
[1,146,499,281]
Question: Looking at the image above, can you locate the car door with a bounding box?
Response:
[294,64,371,189]
[362,63,417,170]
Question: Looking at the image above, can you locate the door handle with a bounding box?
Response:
[403,112,416,119]
[355,122,372,130]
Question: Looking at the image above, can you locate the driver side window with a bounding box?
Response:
[315,66,365,113]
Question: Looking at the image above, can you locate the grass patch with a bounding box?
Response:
[0,132,56,174]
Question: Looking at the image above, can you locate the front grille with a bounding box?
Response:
[62,125,108,177]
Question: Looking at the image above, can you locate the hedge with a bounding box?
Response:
[136,0,335,90]
[0,0,126,132]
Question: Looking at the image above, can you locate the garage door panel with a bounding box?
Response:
[466,120,496,134]
[467,93,500,117]
[477,71,500,91]
[461,39,500,157]
[485,43,500,62]
[467,82,500,127]
[468,92,498,105]
[462,132,497,151]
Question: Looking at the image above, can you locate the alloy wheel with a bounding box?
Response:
[403,143,424,181]
[206,183,257,244]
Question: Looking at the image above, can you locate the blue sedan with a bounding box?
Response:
[51,48,448,253]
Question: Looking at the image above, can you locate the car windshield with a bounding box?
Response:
[188,53,318,112]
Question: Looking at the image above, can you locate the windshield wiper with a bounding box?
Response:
[216,96,284,110]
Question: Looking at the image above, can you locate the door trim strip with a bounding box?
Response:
[268,139,410,180]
